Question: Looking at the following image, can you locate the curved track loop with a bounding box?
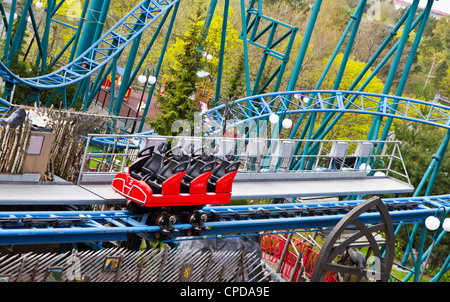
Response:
[202,90,450,133]
[0,0,178,89]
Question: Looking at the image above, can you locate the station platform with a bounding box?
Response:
[230,171,414,200]
[0,171,414,205]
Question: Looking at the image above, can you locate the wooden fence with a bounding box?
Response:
[0,122,31,174]
[0,246,265,282]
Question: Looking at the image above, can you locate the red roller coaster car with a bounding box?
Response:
[111,142,240,236]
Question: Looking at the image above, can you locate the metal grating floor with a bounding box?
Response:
[0,176,413,205]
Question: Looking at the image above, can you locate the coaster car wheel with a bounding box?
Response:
[187,211,210,236]
[155,212,179,238]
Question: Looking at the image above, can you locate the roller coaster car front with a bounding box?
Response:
[111,145,240,209]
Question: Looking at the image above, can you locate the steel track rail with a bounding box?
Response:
[0,194,448,245]
[202,90,450,132]
[0,0,179,89]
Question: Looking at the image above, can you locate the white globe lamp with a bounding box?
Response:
[282,118,293,129]
[138,75,147,84]
[359,163,371,174]
[442,218,450,232]
[148,75,157,85]
[269,113,279,124]
[36,1,43,8]
[425,216,440,231]
[374,171,385,177]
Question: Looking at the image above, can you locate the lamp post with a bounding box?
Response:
[419,207,450,281]
[131,68,156,134]
[269,112,293,130]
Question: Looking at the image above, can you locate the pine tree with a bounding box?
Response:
[149,8,206,136]
[224,53,246,101]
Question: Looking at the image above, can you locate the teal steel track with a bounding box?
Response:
[0,0,178,89]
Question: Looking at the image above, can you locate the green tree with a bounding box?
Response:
[223,52,246,101]
[405,16,449,100]
[391,121,450,277]
[391,122,450,196]
[311,53,385,141]
[148,8,206,136]
[161,5,241,94]
[439,65,450,99]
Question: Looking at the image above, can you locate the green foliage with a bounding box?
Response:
[9,56,83,109]
[162,4,241,88]
[148,8,206,136]
[223,53,246,101]
[312,54,385,141]
[439,65,450,99]
[405,16,450,100]
[35,0,83,18]
[391,122,450,196]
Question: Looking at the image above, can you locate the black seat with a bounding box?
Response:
[207,160,241,192]
[146,159,190,194]
[180,160,216,193]
[130,145,165,181]
[171,151,192,165]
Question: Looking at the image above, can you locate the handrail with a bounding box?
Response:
[77,134,410,186]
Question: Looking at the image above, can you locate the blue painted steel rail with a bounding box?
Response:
[0,97,11,115]
[0,0,178,89]
[0,194,448,246]
[202,90,450,133]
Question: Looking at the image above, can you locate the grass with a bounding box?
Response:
[390,265,431,282]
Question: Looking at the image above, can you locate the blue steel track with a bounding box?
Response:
[0,194,448,246]
[0,0,178,89]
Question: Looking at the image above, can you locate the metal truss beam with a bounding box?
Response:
[202,90,450,134]
[241,0,298,97]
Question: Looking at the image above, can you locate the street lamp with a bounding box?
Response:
[419,208,450,281]
[269,113,279,124]
[202,50,213,61]
[425,210,450,232]
[293,93,310,104]
[131,68,156,134]
[35,1,43,9]
[269,112,292,129]
[282,118,293,129]
[138,74,156,85]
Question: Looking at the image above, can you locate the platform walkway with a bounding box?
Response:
[0,171,413,206]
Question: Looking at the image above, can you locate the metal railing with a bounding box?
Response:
[260,233,338,282]
[77,134,410,185]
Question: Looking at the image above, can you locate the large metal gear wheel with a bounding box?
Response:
[310,196,395,282]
